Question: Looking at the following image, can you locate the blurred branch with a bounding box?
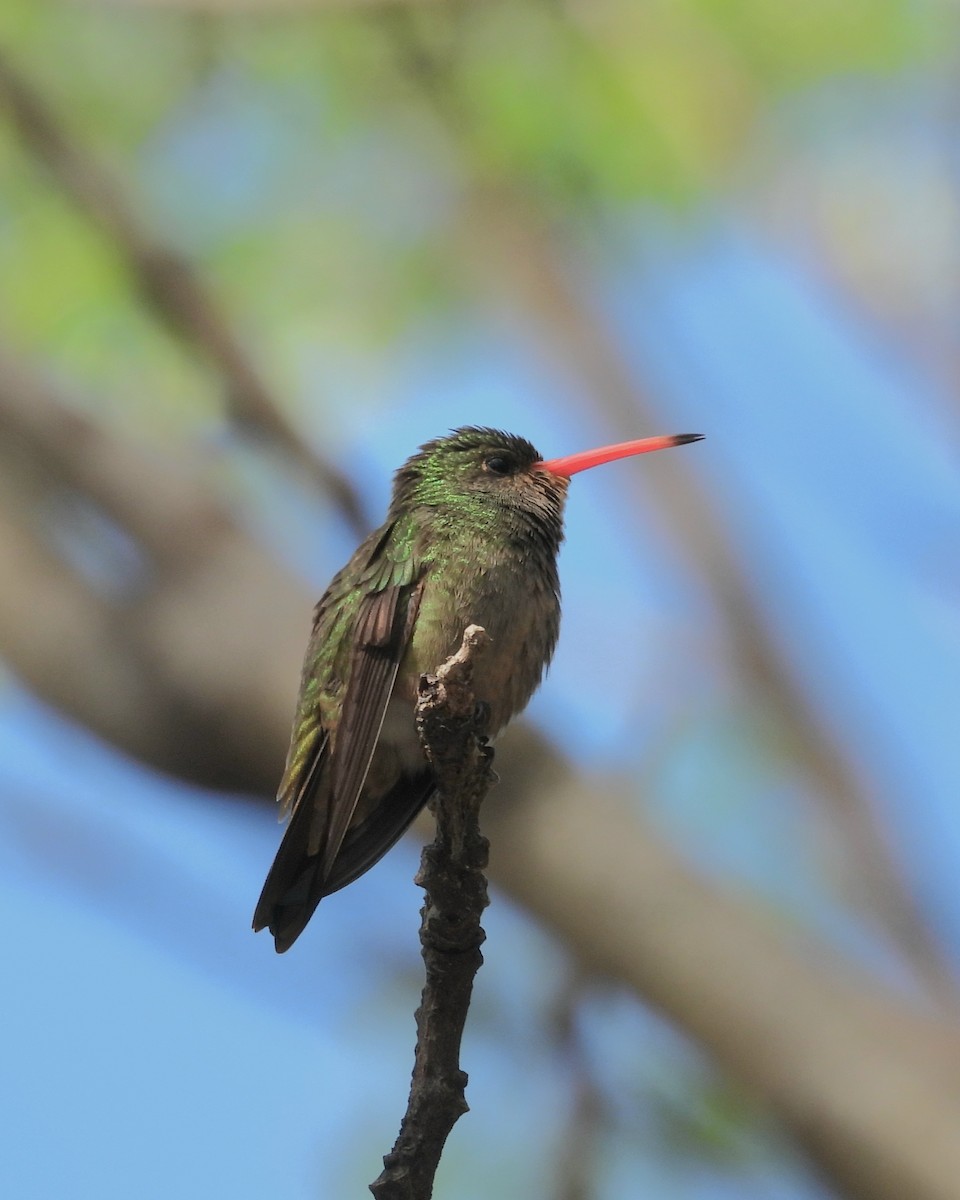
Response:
[548,971,601,1200]
[0,48,368,537]
[377,11,959,1007]
[372,626,494,1200]
[472,191,960,1003]
[3,349,960,1200]
[488,729,960,1200]
[0,344,305,789]
[0,344,230,569]
[0,472,158,760]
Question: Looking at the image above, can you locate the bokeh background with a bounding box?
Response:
[1,2,959,1198]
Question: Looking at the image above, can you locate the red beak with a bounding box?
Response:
[539,433,703,478]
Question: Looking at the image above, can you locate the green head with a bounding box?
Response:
[390,427,567,538]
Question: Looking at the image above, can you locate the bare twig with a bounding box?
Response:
[371,625,495,1200]
[0,49,368,536]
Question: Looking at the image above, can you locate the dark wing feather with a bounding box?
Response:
[251,729,329,941]
[253,574,423,952]
[318,582,413,878]
[322,773,435,896]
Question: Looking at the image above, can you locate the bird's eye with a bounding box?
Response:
[484,455,512,476]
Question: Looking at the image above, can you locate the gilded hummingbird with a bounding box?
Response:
[254,426,702,951]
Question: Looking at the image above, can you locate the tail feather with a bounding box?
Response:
[324,772,434,896]
[253,769,435,953]
[252,780,328,952]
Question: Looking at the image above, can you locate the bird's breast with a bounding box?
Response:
[402,553,560,734]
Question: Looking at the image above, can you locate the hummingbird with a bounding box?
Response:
[254,426,702,951]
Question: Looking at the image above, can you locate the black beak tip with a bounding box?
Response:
[673,433,705,446]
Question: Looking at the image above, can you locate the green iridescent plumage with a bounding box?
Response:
[254,428,567,952]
